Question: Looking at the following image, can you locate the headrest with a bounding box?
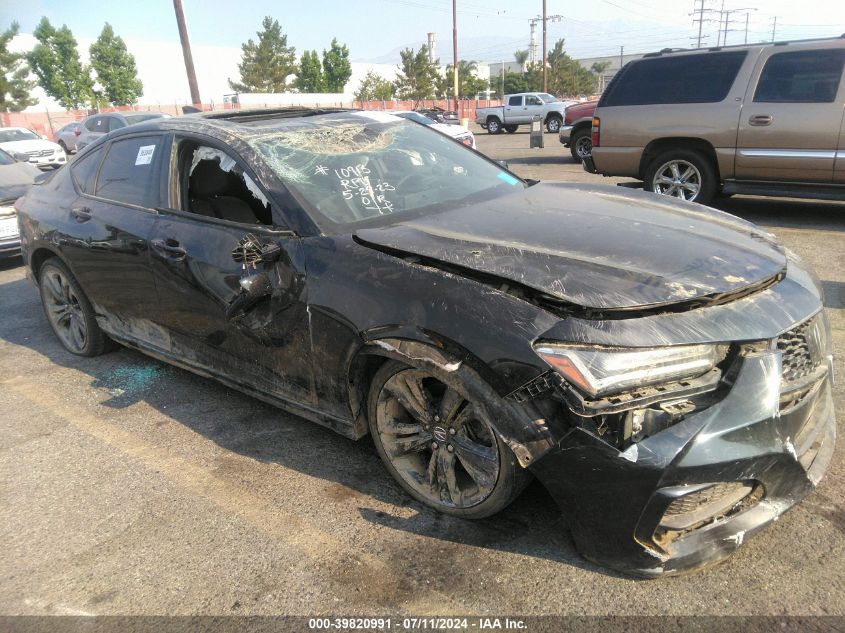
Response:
[190,159,229,197]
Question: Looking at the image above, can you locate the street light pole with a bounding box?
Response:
[453,0,459,113]
[542,0,548,92]
[173,0,201,106]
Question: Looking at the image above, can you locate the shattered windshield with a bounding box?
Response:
[248,112,523,229]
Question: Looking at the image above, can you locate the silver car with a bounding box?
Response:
[53,121,81,154]
[76,111,170,151]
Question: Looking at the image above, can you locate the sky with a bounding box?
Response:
[3,0,845,108]
[4,0,845,64]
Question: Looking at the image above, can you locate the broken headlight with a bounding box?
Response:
[533,343,728,398]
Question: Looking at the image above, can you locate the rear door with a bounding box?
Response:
[149,135,314,406]
[736,44,845,182]
[61,134,166,344]
[505,95,526,123]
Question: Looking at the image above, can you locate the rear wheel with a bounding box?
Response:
[368,361,528,519]
[504,125,518,134]
[569,128,592,161]
[644,149,717,206]
[486,117,502,134]
[38,258,113,357]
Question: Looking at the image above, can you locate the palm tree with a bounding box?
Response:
[514,49,529,74]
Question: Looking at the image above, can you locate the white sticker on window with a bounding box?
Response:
[135,145,155,166]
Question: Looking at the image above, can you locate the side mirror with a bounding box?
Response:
[226,271,273,320]
[13,152,30,163]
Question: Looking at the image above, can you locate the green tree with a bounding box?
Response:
[27,17,93,109]
[354,70,394,101]
[322,38,351,93]
[513,49,529,73]
[394,45,438,101]
[0,22,36,112]
[229,16,297,92]
[89,23,143,105]
[546,39,596,96]
[296,50,325,92]
[440,60,488,99]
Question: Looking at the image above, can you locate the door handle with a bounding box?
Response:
[151,238,187,261]
[749,114,773,126]
[70,207,91,222]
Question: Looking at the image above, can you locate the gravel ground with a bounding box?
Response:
[0,127,843,619]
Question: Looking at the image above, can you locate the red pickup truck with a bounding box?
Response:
[559,100,598,162]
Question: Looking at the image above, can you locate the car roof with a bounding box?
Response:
[642,33,845,58]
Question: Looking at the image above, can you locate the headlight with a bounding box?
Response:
[533,343,727,398]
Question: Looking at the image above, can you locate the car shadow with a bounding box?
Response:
[0,270,627,579]
[711,196,845,232]
[821,280,845,310]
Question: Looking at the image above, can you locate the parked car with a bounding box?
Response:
[586,36,845,205]
[559,100,598,161]
[475,93,575,134]
[415,106,459,125]
[0,127,66,170]
[0,147,41,258]
[392,110,476,148]
[16,108,835,576]
[54,121,82,154]
[76,111,170,151]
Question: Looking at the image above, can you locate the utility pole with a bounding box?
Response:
[620,46,624,71]
[173,0,201,106]
[452,0,459,113]
[542,0,547,92]
[744,12,749,44]
[716,0,725,46]
[771,16,778,42]
[721,7,756,46]
[691,0,715,48]
[529,20,537,66]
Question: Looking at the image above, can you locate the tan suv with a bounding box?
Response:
[585,36,845,205]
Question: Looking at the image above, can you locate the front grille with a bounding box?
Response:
[25,149,52,157]
[660,482,755,531]
[777,317,822,383]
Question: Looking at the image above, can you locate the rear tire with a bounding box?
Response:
[644,148,717,206]
[38,257,113,357]
[367,360,529,519]
[486,117,502,134]
[504,125,518,134]
[569,128,593,161]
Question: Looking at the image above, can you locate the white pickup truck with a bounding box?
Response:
[475,93,575,134]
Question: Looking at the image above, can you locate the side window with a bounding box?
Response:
[179,143,271,225]
[755,49,845,103]
[508,96,523,106]
[108,117,127,132]
[95,136,164,208]
[84,117,99,131]
[600,51,748,106]
[525,95,542,106]
[70,146,105,194]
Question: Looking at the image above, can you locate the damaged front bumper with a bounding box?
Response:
[529,350,836,577]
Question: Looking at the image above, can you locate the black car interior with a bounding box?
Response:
[177,140,272,225]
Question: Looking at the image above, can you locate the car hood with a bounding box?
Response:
[565,101,598,118]
[0,163,39,201]
[0,139,60,153]
[353,183,787,311]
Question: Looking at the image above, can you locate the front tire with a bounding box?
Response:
[368,360,527,519]
[546,116,562,133]
[486,117,502,134]
[644,149,717,206]
[38,258,112,357]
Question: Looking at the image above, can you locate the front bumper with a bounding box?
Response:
[558,124,574,145]
[582,155,598,173]
[28,153,66,169]
[529,351,836,576]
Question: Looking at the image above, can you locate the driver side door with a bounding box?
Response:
[150,134,315,407]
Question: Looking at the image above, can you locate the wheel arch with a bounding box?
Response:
[544,111,563,123]
[29,246,67,284]
[638,137,720,181]
[346,335,554,467]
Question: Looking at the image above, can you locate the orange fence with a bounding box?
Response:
[1,99,503,139]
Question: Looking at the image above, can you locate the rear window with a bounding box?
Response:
[754,49,845,103]
[71,146,104,194]
[95,135,164,208]
[600,51,748,106]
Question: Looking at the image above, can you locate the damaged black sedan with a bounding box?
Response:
[16,109,835,576]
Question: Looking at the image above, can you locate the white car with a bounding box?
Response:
[0,127,67,170]
[391,111,476,149]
